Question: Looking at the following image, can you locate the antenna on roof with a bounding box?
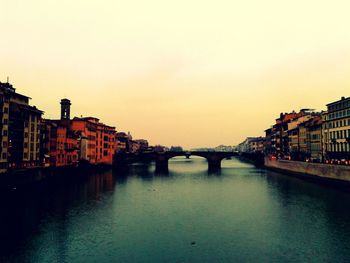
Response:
[6,76,9,83]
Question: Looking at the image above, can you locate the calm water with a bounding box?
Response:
[1,157,350,263]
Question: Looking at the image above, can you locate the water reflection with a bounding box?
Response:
[1,157,350,262]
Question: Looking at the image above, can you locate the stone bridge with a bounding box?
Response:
[114,151,238,171]
[149,151,238,171]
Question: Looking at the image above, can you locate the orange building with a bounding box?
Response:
[70,117,116,165]
[43,99,117,166]
[41,119,79,167]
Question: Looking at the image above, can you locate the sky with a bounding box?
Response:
[1,0,350,148]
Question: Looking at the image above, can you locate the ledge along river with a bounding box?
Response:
[1,157,350,262]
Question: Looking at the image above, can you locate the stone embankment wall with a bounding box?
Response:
[265,158,350,182]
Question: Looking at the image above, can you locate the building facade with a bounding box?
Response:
[43,99,117,166]
[115,132,133,153]
[237,137,265,153]
[70,117,116,164]
[323,97,350,160]
[306,116,323,162]
[41,119,79,167]
[0,82,43,173]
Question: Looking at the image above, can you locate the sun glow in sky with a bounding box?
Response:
[1,0,350,148]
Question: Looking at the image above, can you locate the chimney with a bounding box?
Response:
[60,99,71,120]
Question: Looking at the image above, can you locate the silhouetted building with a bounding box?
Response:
[169,146,183,152]
[115,132,130,153]
[134,139,149,152]
[60,98,71,120]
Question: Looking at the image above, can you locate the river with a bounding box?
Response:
[1,157,350,262]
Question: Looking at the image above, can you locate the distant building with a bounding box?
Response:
[169,146,183,152]
[294,121,312,161]
[130,141,141,153]
[306,116,323,161]
[190,147,214,152]
[236,137,264,153]
[265,110,316,158]
[264,127,275,155]
[134,139,149,152]
[214,145,234,152]
[0,82,43,173]
[287,114,315,160]
[273,111,309,156]
[115,132,130,153]
[250,137,265,153]
[153,145,168,152]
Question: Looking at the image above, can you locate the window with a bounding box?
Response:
[3,130,7,136]
[3,119,8,125]
[2,153,7,159]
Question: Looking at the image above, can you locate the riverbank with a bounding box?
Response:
[238,152,264,167]
[264,158,350,186]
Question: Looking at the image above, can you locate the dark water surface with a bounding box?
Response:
[1,157,350,262]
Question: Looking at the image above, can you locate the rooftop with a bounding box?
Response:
[326,96,350,106]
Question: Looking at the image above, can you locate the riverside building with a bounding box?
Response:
[0,82,43,173]
[44,99,117,166]
[70,117,116,165]
[40,119,79,167]
[306,116,323,162]
[324,97,350,161]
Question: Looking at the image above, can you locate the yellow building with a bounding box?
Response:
[287,114,314,160]
[306,116,323,162]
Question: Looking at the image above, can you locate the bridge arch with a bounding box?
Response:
[154,151,237,172]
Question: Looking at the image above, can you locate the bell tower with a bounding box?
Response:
[60,99,71,120]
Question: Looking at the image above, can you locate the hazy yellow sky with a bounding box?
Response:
[1,0,350,148]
